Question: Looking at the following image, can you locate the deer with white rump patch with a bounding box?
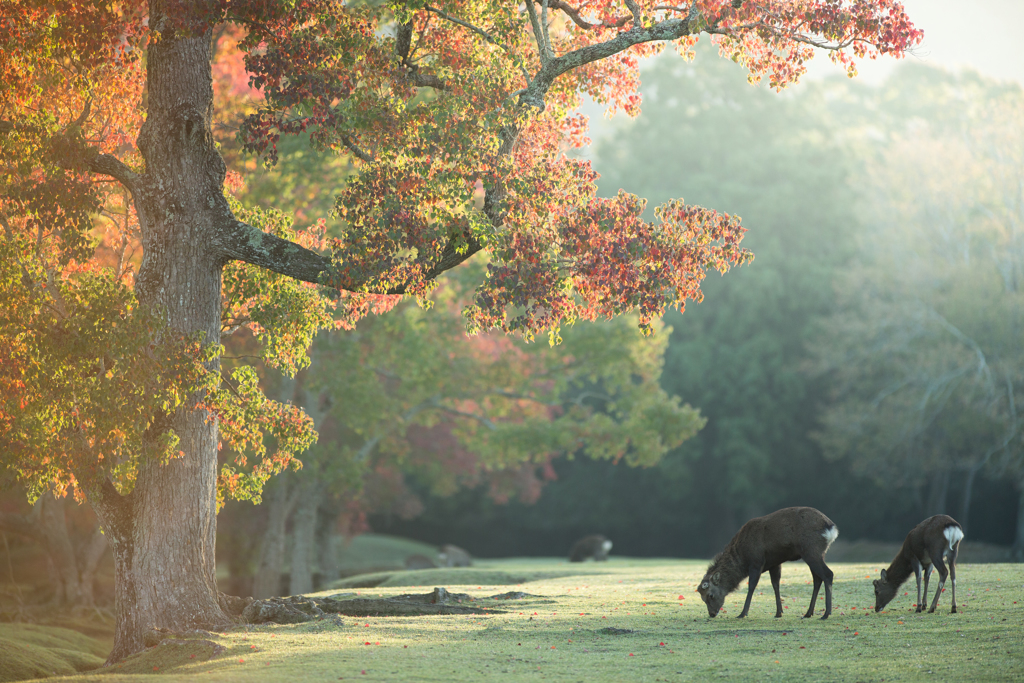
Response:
[696,507,838,620]
[873,514,963,614]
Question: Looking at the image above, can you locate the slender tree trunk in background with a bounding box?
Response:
[317,500,342,587]
[1013,484,1024,561]
[38,494,83,605]
[925,469,951,517]
[253,477,296,599]
[289,480,323,596]
[960,466,979,535]
[77,526,108,607]
[287,359,330,595]
[0,494,107,608]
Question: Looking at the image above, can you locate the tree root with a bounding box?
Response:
[239,587,539,624]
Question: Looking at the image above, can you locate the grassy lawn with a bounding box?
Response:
[14,559,1024,682]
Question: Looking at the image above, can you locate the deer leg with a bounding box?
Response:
[948,547,958,614]
[920,563,933,613]
[913,561,924,612]
[927,554,948,614]
[804,557,834,620]
[738,566,761,618]
[769,565,783,618]
[803,572,822,619]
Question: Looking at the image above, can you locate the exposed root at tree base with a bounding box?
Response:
[238,587,541,624]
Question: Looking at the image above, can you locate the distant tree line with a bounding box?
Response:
[374,50,1024,559]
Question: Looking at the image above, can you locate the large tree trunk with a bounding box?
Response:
[85,3,232,663]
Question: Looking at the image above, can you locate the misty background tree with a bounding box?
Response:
[379,55,1023,557]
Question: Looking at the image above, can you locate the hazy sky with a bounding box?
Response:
[807,0,1024,86]
[581,2,1024,150]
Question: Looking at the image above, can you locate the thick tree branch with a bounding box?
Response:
[215,216,338,286]
[541,0,630,31]
[338,134,374,163]
[214,213,483,296]
[518,13,698,109]
[426,4,500,47]
[88,154,142,194]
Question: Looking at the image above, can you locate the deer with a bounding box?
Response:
[569,534,612,562]
[696,507,838,620]
[873,514,963,614]
[438,544,473,567]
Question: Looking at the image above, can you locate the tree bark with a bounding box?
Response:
[84,3,233,662]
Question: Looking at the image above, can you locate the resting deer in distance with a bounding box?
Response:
[697,507,838,620]
[569,534,612,562]
[873,514,963,614]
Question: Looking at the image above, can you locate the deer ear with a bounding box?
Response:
[880,569,887,581]
[711,572,721,585]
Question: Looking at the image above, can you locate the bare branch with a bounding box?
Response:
[623,0,643,26]
[518,13,699,109]
[543,0,630,31]
[355,397,439,461]
[424,5,531,81]
[338,134,374,163]
[87,154,142,195]
[408,71,449,90]
[540,0,554,61]
[438,404,498,430]
[524,0,550,65]
[426,5,500,47]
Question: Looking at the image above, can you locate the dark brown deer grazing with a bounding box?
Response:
[873,515,963,614]
[697,507,838,620]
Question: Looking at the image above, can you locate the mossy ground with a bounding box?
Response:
[15,559,1024,682]
[0,623,107,681]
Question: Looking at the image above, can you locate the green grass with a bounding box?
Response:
[0,623,107,682]
[333,534,441,576]
[18,559,1024,682]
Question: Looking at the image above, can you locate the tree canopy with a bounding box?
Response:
[1,0,921,662]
